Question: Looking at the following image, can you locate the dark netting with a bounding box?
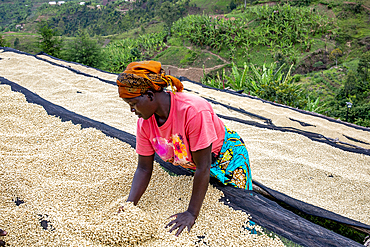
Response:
[178,76,370,133]
[1,77,367,247]
[4,47,368,156]
[216,114,370,155]
[4,48,369,152]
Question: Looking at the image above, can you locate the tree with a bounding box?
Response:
[13,37,20,49]
[0,35,8,47]
[62,30,102,68]
[344,70,357,97]
[357,50,370,88]
[159,2,181,37]
[37,22,63,57]
[57,19,66,34]
[329,48,343,66]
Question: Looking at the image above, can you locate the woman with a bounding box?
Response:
[117,61,252,236]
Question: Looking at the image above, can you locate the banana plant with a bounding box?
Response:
[224,62,249,90]
[304,96,327,113]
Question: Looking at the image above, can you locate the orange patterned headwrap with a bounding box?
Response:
[116,61,184,99]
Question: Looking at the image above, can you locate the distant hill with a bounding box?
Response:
[1,0,370,127]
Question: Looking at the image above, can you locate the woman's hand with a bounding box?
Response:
[0,229,7,246]
[166,211,196,237]
[164,145,212,237]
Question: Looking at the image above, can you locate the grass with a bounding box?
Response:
[338,16,370,40]
[193,52,225,68]
[103,21,166,47]
[342,59,360,71]
[234,45,275,67]
[154,46,225,68]
[190,0,231,13]
[1,32,41,53]
[155,46,196,67]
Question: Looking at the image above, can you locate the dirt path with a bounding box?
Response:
[164,46,229,82]
[343,2,370,12]
[162,64,227,82]
[202,49,229,63]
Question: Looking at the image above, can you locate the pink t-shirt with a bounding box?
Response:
[136,92,225,170]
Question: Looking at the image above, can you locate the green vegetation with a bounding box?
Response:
[35,0,190,36]
[326,51,370,126]
[1,0,369,127]
[0,34,8,47]
[1,32,40,53]
[159,0,189,36]
[202,62,310,109]
[172,3,336,65]
[62,30,103,67]
[0,0,33,31]
[101,31,167,72]
[37,21,63,57]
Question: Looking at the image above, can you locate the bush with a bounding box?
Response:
[313,61,324,68]
[335,32,352,44]
[0,35,9,47]
[62,30,102,68]
[37,21,63,57]
[102,32,166,73]
[203,62,308,109]
[13,37,20,49]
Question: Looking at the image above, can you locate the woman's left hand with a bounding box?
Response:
[166,210,196,237]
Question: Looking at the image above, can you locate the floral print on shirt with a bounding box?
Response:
[152,134,195,169]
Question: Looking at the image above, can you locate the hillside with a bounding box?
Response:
[0,0,370,126]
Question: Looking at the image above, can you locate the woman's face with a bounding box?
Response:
[123,94,156,120]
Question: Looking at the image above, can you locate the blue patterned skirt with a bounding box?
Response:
[210,126,252,190]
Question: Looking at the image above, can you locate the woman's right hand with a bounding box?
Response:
[0,229,7,246]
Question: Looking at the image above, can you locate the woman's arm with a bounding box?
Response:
[166,144,212,236]
[126,154,154,205]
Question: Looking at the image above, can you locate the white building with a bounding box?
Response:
[57,1,65,5]
[48,1,57,5]
[79,2,85,5]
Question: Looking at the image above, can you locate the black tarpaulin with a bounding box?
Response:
[2,47,369,155]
